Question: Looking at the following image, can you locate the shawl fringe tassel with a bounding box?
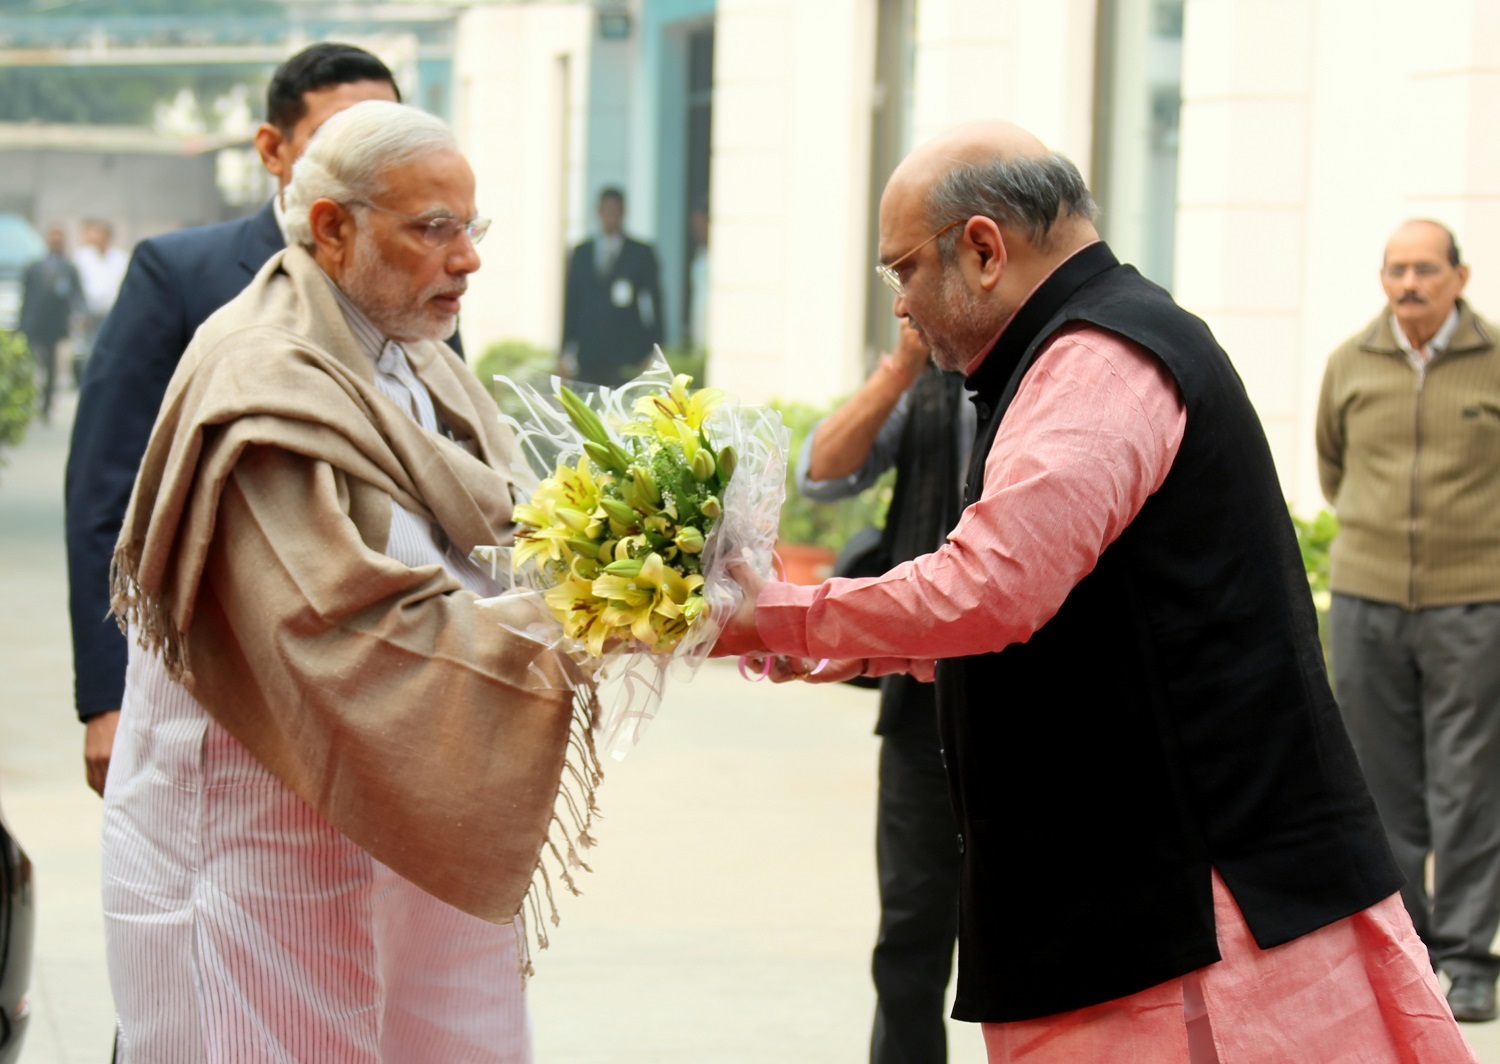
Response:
[110,544,191,679]
[514,682,604,983]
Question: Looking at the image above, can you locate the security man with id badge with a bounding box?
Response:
[562,186,665,386]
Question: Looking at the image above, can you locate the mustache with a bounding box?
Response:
[1397,292,1426,304]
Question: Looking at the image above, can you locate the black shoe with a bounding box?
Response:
[1447,975,1498,1023]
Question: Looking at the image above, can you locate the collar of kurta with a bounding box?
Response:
[965,240,1119,406]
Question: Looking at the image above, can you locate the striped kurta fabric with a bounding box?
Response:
[102,281,532,1062]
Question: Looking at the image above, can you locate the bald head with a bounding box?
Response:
[875,122,1099,371]
[888,121,1050,196]
[1384,219,1460,270]
[884,122,1095,252]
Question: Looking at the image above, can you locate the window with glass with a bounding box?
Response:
[1091,0,1184,290]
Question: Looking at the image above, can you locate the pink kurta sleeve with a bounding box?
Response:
[757,324,1187,675]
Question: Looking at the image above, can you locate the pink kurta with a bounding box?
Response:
[757,325,1477,1062]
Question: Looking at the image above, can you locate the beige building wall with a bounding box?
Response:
[706,0,878,405]
[912,0,1095,166]
[453,4,592,361]
[1177,0,1500,512]
[449,0,1500,499]
[707,0,1097,404]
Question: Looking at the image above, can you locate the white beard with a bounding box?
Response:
[341,234,460,343]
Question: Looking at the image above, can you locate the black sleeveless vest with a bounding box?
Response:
[938,242,1400,1023]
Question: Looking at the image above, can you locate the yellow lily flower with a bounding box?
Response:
[512,453,609,576]
[512,524,579,572]
[591,551,707,650]
[625,374,726,438]
[544,575,615,657]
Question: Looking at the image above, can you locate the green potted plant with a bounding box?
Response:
[1291,506,1338,658]
[0,329,36,471]
[768,396,893,583]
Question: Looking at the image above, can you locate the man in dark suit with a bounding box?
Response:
[20,224,82,422]
[65,43,402,796]
[561,187,664,386]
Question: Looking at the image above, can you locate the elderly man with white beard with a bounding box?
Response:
[102,100,598,1062]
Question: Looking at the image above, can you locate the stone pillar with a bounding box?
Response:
[453,4,591,358]
[707,0,877,404]
[912,0,1094,164]
[1174,0,1314,501]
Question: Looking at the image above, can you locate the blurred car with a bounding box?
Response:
[0,788,31,1063]
[0,214,46,332]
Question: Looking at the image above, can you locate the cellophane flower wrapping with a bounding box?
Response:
[474,353,789,760]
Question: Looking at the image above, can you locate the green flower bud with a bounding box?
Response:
[716,445,737,483]
[584,440,628,475]
[632,467,661,506]
[700,495,722,519]
[674,526,705,554]
[601,497,639,527]
[565,536,600,560]
[607,441,635,471]
[603,555,645,577]
[558,386,613,447]
[691,447,716,482]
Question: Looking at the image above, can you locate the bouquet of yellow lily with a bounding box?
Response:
[477,356,788,758]
[512,374,733,656]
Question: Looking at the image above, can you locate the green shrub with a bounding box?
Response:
[0,330,36,466]
[1291,507,1338,651]
[473,339,557,421]
[768,396,893,553]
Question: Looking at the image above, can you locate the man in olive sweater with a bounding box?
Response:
[1317,218,1500,1023]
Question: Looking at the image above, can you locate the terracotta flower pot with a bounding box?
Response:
[774,541,837,585]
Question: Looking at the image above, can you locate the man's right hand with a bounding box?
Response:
[887,319,931,384]
[84,710,120,797]
[803,320,932,483]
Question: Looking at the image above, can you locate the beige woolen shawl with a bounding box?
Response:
[111,244,598,965]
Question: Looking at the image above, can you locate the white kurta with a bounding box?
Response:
[102,286,531,1062]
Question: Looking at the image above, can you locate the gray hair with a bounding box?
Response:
[281,99,458,248]
[926,152,1098,260]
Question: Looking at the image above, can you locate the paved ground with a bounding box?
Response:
[1,390,1497,1062]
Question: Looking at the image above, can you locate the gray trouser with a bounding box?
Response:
[1330,593,1500,980]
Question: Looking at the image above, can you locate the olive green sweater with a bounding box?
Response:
[1317,300,1500,607]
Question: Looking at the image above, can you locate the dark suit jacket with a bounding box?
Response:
[561,235,663,382]
[20,253,82,345]
[64,200,464,719]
